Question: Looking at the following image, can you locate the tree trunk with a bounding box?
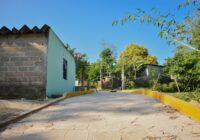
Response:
[174,76,180,93]
[133,65,137,81]
[111,75,114,90]
[153,73,160,90]
[81,70,84,90]
[87,80,90,90]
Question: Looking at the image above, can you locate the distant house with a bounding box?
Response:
[0,25,75,99]
[136,64,163,86]
[137,64,163,79]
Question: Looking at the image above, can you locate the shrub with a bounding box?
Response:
[63,90,95,98]
[126,81,135,89]
[171,92,200,103]
[155,82,177,92]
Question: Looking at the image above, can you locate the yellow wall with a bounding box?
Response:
[131,89,200,122]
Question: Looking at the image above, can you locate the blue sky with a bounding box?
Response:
[0,0,193,64]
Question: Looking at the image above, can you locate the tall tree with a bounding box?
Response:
[74,52,89,87]
[118,44,157,81]
[147,55,158,64]
[88,61,100,83]
[164,48,200,92]
[99,48,116,88]
[190,18,200,49]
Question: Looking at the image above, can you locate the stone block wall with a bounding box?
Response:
[0,34,48,99]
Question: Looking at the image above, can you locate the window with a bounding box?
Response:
[63,59,67,80]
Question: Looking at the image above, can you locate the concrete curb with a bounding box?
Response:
[0,97,65,128]
[128,89,200,123]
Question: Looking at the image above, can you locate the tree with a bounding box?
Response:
[113,0,200,52]
[64,44,90,88]
[118,44,157,83]
[164,48,200,92]
[147,55,158,64]
[88,61,100,83]
[190,18,200,49]
[74,52,89,87]
[99,48,116,88]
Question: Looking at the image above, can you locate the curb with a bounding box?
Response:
[130,89,200,122]
[0,97,65,128]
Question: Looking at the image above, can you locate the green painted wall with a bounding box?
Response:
[46,29,75,97]
[147,65,163,79]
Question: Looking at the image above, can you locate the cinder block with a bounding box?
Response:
[15,62,23,66]
[5,72,23,77]
[23,72,41,77]
[1,57,9,62]
[23,61,35,66]
[18,67,28,71]
[0,67,8,72]
[8,67,18,72]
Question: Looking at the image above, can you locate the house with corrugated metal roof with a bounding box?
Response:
[0,25,75,99]
[135,64,163,87]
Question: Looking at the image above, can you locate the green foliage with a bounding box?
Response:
[88,62,100,82]
[75,53,89,85]
[113,0,200,51]
[125,81,135,89]
[190,18,200,49]
[118,44,157,86]
[169,92,200,103]
[163,50,200,92]
[119,44,157,66]
[147,55,158,64]
[155,82,177,92]
[178,0,199,9]
[100,48,116,75]
[99,47,117,88]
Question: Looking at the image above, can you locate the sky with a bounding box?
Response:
[0,0,193,64]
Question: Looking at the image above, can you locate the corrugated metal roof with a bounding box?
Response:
[0,24,50,35]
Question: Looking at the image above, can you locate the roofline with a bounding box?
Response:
[49,29,75,59]
[137,64,163,73]
[0,24,50,35]
[142,64,163,67]
[0,24,74,58]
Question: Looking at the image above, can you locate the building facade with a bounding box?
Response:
[136,64,163,87]
[137,64,163,79]
[0,25,75,99]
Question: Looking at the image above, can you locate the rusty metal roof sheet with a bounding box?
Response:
[0,24,50,35]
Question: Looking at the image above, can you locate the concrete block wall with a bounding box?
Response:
[0,34,48,99]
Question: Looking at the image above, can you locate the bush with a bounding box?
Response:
[171,92,200,103]
[126,81,135,89]
[155,82,177,92]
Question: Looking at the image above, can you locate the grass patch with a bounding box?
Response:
[118,88,200,103]
[118,88,151,93]
[167,92,200,103]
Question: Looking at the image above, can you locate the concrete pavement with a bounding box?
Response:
[1,91,200,140]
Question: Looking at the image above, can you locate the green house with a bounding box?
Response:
[0,25,75,99]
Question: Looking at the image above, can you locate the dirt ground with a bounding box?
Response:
[0,99,49,123]
[1,91,200,140]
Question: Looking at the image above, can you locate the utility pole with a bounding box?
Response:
[100,61,103,89]
[121,55,125,90]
